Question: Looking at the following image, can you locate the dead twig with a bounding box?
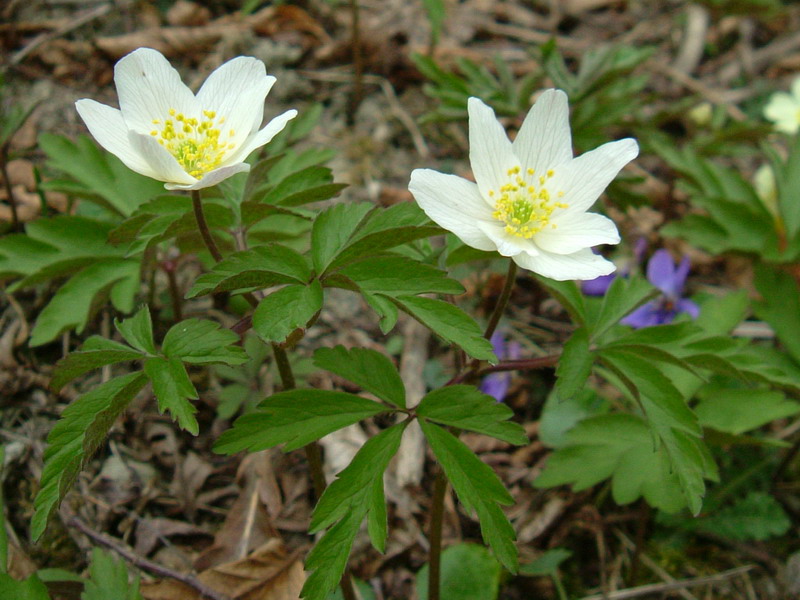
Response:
[10,4,111,66]
[578,565,756,600]
[67,516,231,600]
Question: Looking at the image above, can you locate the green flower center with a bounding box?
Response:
[150,109,236,178]
[490,166,568,239]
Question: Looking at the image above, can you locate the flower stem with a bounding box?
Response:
[427,468,448,600]
[484,259,518,340]
[191,190,223,263]
[271,340,357,600]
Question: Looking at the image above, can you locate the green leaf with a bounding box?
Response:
[696,492,790,541]
[310,423,406,534]
[314,346,406,407]
[300,511,362,600]
[539,388,608,448]
[519,548,572,577]
[416,386,527,445]
[394,296,495,362]
[695,386,800,435]
[534,413,690,513]
[416,543,502,600]
[753,264,800,364]
[361,291,399,333]
[554,327,593,400]
[533,277,586,325]
[305,424,406,599]
[591,275,655,340]
[214,390,390,454]
[419,420,517,571]
[39,133,162,217]
[29,260,139,346]
[82,548,143,600]
[334,255,464,297]
[162,319,248,365]
[326,203,442,271]
[51,340,143,393]
[312,203,373,275]
[115,306,157,355]
[263,166,344,207]
[0,573,50,600]
[252,281,323,344]
[32,372,148,540]
[186,245,311,298]
[144,357,199,435]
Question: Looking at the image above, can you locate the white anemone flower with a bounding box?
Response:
[764,77,800,135]
[409,91,638,281]
[75,47,297,191]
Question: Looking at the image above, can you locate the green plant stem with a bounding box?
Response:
[484,259,517,340]
[271,341,357,600]
[191,190,223,263]
[427,468,448,600]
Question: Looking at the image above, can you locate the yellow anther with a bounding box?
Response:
[169,108,176,116]
[150,130,157,136]
[527,168,535,175]
[546,169,554,178]
[491,165,569,239]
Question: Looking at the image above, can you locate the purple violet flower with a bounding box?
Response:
[582,239,648,296]
[621,249,700,328]
[480,331,522,402]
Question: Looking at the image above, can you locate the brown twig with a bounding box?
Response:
[67,516,230,600]
[578,565,755,600]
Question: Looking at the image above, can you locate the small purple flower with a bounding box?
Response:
[582,239,648,296]
[480,331,521,402]
[582,272,616,296]
[621,249,700,328]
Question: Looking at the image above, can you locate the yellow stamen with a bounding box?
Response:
[490,166,568,239]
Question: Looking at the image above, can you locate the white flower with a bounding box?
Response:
[409,91,638,281]
[75,47,297,191]
[764,77,800,135]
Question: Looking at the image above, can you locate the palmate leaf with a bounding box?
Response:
[419,420,517,572]
[187,244,311,298]
[82,548,143,600]
[416,543,503,600]
[214,390,391,454]
[144,357,199,435]
[554,327,593,401]
[32,372,148,540]
[416,386,527,445]
[304,424,406,600]
[694,386,800,435]
[0,215,140,346]
[314,346,406,408]
[311,203,373,275]
[30,260,139,346]
[333,254,465,297]
[325,203,443,271]
[50,336,143,393]
[39,133,163,217]
[115,305,157,355]
[535,413,693,513]
[695,492,790,542]
[161,319,248,365]
[252,280,324,344]
[393,295,495,362]
[0,574,50,600]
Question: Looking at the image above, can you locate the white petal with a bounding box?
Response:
[512,89,573,175]
[549,138,638,216]
[115,48,199,135]
[166,162,251,191]
[476,220,538,257]
[226,109,297,165]
[513,247,616,281]
[791,77,800,101]
[196,57,276,153]
[534,212,620,255]
[467,97,519,201]
[128,131,197,186]
[75,99,157,178]
[765,94,800,134]
[409,169,496,251]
